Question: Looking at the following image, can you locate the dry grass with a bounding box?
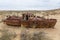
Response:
[20,28,53,40]
[0,29,17,40]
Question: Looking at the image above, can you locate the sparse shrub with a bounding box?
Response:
[32,31,52,40]
[20,29,29,40]
[20,30,53,40]
[0,29,17,40]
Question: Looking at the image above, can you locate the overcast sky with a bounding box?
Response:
[0,0,60,10]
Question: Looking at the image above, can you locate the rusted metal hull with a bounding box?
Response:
[3,16,21,26]
[3,13,57,28]
[4,19,57,28]
[35,19,57,28]
[20,19,57,28]
[4,20,21,26]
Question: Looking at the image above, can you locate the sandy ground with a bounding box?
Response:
[0,14,60,40]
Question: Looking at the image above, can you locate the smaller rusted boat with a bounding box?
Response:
[3,16,21,26]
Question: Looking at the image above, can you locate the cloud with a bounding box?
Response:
[0,0,60,10]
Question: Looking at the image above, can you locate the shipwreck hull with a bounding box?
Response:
[21,17,57,28]
[3,13,57,28]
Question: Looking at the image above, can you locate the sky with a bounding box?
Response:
[0,0,60,10]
